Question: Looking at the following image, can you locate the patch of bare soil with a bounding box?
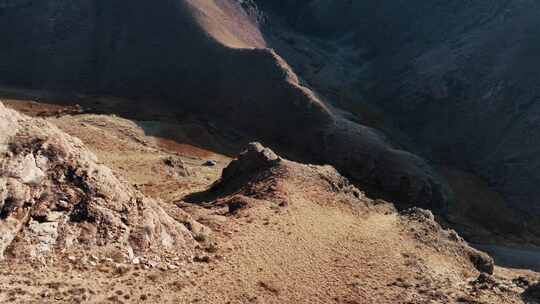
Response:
[2,99,84,117]
[0,101,537,303]
[47,112,231,203]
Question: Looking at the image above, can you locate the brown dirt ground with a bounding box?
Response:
[1,100,538,304]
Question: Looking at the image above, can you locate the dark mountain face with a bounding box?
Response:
[1,0,539,241]
[255,0,540,237]
[0,0,449,216]
[0,0,211,95]
[0,0,330,137]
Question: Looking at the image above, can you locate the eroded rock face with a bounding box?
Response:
[0,103,199,260]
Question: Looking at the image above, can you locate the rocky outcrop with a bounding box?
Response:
[0,103,200,260]
[219,142,281,189]
[401,207,494,274]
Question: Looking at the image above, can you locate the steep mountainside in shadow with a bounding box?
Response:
[254,0,540,240]
[0,0,448,213]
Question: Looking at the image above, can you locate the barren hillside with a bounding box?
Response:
[1,101,538,303]
[254,0,540,242]
[0,0,448,214]
[1,0,540,302]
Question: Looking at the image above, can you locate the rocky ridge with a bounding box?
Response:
[191,142,494,275]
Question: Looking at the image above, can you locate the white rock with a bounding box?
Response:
[15,154,45,185]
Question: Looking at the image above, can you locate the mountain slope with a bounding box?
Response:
[0,0,448,212]
[253,0,540,241]
[2,103,533,303]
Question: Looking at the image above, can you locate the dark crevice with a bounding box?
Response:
[31,214,49,223]
[0,198,16,219]
[69,199,95,223]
